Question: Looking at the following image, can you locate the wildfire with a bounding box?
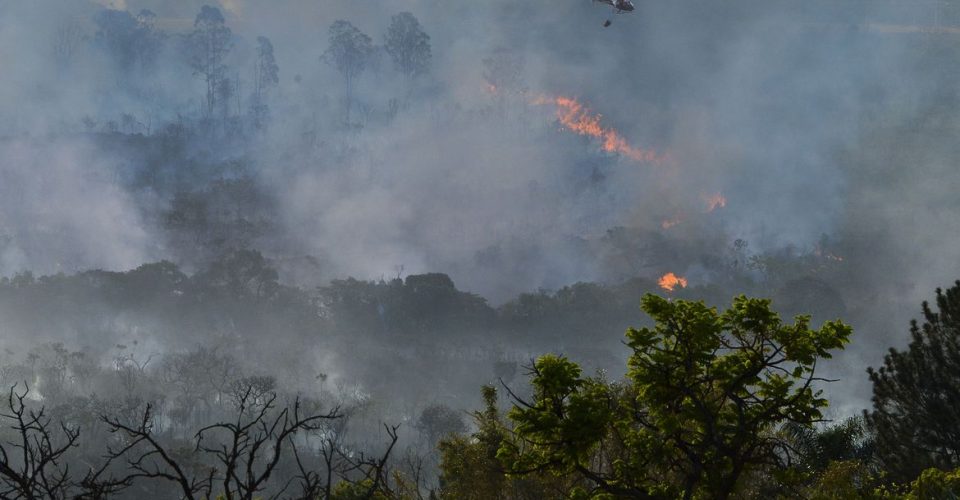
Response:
[484,82,498,94]
[814,246,844,262]
[658,272,688,292]
[532,95,667,164]
[661,217,681,229]
[704,193,727,212]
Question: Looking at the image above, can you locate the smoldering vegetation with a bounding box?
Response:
[1,0,960,497]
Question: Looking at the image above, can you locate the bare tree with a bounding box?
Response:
[103,382,341,500]
[102,403,214,500]
[0,383,78,499]
[0,384,127,499]
[308,423,401,500]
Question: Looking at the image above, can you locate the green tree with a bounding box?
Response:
[865,281,960,482]
[497,294,852,499]
[902,467,960,499]
[438,386,578,499]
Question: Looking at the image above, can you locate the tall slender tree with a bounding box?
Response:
[186,5,232,119]
[250,36,279,129]
[322,20,373,124]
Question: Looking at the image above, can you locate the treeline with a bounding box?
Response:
[3,276,960,498]
[0,249,665,395]
[432,284,960,499]
[50,4,433,137]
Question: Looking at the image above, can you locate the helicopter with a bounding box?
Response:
[595,0,635,13]
[594,0,635,27]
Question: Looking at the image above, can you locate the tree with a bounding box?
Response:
[865,281,960,482]
[497,293,852,499]
[53,19,85,72]
[0,383,79,499]
[323,20,374,124]
[482,47,524,95]
[250,36,279,129]
[94,9,160,72]
[195,249,279,300]
[186,5,232,119]
[415,404,466,445]
[438,386,573,499]
[0,384,128,499]
[102,383,340,500]
[787,416,874,474]
[383,12,431,80]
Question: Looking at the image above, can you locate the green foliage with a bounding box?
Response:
[787,417,875,476]
[804,460,886,500]
[865,281,960,482]
[438,386,584,499]
[495,293,852,499]
[438,386,508,499]
[902,467,960,500]
[330,479,393,500]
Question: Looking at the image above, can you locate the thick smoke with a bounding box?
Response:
[1,0,960,415]
[0,138,156,275]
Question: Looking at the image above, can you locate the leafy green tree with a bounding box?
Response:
[804,460,886,500]
[438,386,578,499]
[497,294,852,499]
[902,467,960,499]
[865,281,960,482]
[787,417,875,474]
[785,417,880,500]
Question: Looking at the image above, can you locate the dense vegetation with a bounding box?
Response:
[3,1,960,498]
[3,259,960,498]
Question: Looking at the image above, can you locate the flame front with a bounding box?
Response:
[533,95,667,164]
[658,272,688,292]
[704,193,727,212]
[814,245,844,262]
[661,217,681,229]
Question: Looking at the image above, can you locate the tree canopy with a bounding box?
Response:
[494,294,852,499]
[866,281,960,482]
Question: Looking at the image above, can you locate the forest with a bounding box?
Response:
[3,0,960,498]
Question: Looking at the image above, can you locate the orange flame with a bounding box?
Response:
[814,245,844,262]
[532,95,667,164]
[661,217,681,229]
[658,272,688,292]
[704,193,726,212]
